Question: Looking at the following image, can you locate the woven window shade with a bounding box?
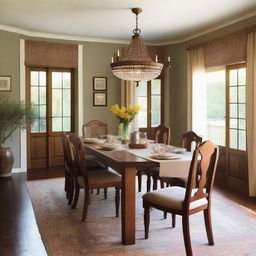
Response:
[204,30,247,68]
[25,40,78,68]
[188,26,256,68]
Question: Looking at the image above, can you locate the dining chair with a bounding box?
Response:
[137,124,171,192]
[67,134,122,221]
[61,132,73,205]
[161,131,203,188]
[143,141,219,256]
[82,120,108,138]
[82,120,109,197]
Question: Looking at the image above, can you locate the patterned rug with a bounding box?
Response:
[26,178,256,256]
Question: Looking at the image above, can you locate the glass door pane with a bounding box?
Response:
[151,79,161,127]
[206,69,226,146]
[51,71,72,132]
[30,71,47,133]
[137,81,148,128]
[228,67,246,151]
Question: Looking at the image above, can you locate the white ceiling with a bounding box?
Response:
[0,0,256,44]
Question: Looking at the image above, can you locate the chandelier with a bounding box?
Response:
[111,8,163,82]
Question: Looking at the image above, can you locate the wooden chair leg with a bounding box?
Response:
[172,213,176,228]
[64,171,68,197]
[68,177,74,205]
[104,188,108,199]
[163,211,167,219]
[146,173,151,192]
[115,187,120,217]
[71,182,80,209]
[144,203,150,239]
[204,208,214,245]
[91,189,93,194]
[81,188,90,222]
[137,172,142,192]
[153,176,158,190]
[182,214,193,256]
[97,188,100,194]
[160,180,165,188]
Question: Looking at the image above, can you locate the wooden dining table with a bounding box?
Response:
[84,143,159,245]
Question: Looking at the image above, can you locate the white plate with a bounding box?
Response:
[83,138,105,144]
[171,148,187,154]
[99,144,121,151]
[151,155,180,160]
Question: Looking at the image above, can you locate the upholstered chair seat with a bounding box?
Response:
[77,170,121,188]
[143,186,208,210]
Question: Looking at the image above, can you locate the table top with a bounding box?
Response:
[84,144,159,171]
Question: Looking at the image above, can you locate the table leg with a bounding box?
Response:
[121,167,136,245]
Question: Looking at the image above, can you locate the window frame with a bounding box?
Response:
[138,74,164,129]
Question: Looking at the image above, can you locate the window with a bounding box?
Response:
[137,78,163,128]
[204,65,246,151]
[206,69,226,146]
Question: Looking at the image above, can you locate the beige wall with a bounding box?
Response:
[0,30,125,168]
[83,42,124,134]
[0,30,21,168]
[165,15,256,145]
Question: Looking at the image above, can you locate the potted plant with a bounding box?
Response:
[0,96,32,177]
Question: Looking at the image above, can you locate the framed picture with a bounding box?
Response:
[93,92,107,106]
[0,76,11,92]
[93,77,107,91]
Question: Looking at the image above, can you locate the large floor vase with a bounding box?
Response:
[0,148,14,177]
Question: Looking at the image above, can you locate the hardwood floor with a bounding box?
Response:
[0,167,255,256]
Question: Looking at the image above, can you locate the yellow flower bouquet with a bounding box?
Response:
[110,104,140,141]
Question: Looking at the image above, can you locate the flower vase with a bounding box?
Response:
[120,122,131,144]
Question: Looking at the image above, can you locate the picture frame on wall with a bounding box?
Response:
[93,92,107,106]
[0,76,11,92]
[93,77,107,91]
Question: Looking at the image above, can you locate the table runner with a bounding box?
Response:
[126,145,192,178]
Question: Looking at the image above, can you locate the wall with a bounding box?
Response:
[0,30,21,168]
[83,42,124,134]
[0,29,125,169]
[165,15,256,145]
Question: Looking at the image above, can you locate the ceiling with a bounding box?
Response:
[0,0,256,44]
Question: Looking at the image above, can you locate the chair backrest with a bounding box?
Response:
[184,141,219,210]
[154,124,171,145]
[181,131,202,152]
[82,120,108,138]
[68,134,89,183]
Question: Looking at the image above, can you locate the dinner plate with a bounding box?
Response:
[98,144,121,151]
[83,138,105,144]
[151,155,180,160]
[170,147,187,154]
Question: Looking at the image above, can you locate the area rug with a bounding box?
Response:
[27,178,256,256]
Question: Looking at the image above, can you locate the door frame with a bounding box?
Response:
[20,39,83,172]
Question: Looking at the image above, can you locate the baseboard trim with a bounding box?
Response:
[12,168,27,173]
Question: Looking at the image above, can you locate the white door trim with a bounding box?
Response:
[78,44,83,136]
[19,39,27,173]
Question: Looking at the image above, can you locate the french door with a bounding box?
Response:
[27,68,74,169]
[206,64,248,194]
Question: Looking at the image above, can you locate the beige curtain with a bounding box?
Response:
[121,80,138,132]
[246,32,256,197]
[187,47,207,139]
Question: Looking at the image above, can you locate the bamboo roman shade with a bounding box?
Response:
[188,26,256,68]
[25,40,78,68]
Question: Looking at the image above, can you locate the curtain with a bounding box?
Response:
[187,47,207,139]
[246,32,256,197]
[121,80,138,132]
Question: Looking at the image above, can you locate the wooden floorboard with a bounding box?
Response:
[0,167,255,256]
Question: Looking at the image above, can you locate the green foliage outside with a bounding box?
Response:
[207,81,225,121]
[0,96,33,148]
